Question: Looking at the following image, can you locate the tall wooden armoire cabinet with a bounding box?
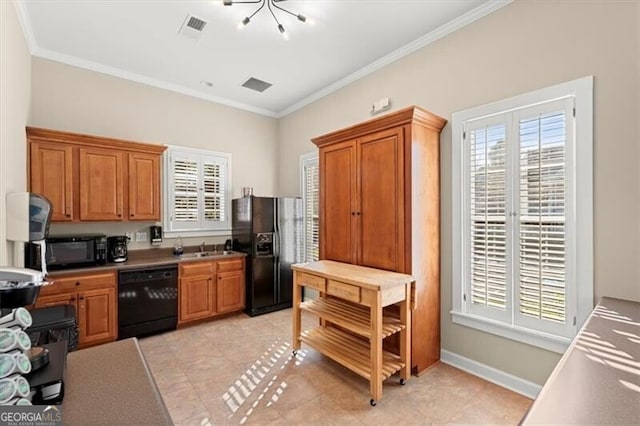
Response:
[312,106,447,374]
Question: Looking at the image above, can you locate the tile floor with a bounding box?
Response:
[140,309,532,425]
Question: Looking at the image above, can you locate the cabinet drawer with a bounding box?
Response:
[297,273,326,292]
[180,261,213,277]
[327,280,360,303]
[217,258,244,273]
[44,271,116,295]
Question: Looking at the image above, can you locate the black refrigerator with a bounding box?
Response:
[232,196,303,316]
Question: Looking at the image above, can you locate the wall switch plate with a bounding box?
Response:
[135,232,147,242]
[125,232,133,241]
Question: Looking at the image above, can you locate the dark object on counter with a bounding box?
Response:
[0,285,41,309]
[232,196,303,316]
[27,304,79,352]
[224,239,233,251]
[118,265,178,339]
[26,341,66,405]
[107,235,129,263]
[25,234,107,271]
[150,225,163,244]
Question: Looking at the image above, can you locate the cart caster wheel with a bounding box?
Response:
[400,378,406,385]
[292,350,298,355]
[370,399,377,407]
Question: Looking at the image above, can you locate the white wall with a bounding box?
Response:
[277,1,640,384]
[29,58,279,250]
[0,3,32,265]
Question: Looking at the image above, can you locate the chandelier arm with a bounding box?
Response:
[271,1,298,19]
[267,0,282,27]
[247,0,267,20]
[226,0,263,4]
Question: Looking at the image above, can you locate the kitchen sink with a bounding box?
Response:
[187,251,233,258]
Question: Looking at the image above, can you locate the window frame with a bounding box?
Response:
[300,151,319,262]
[451,76,593,353]
[163,145,232,238]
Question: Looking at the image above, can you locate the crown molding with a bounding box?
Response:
[31,47,280,118]
[276,0,513,118]
[13,0,512,120]
[14,1,36,53]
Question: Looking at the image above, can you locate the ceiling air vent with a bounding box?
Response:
[241,77,272,93]
[178,14,207,39]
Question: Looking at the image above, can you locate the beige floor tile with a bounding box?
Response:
[141,308,532,425]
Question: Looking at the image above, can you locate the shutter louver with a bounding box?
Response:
[518,111,566,323]
[173,159,198,222]
[303,157,319,262]
[203,161,224,223]
[469,124,507,311]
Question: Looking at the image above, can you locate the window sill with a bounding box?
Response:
[164,229,232,239]
[451,311,570,354]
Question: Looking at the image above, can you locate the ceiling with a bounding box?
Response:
[17,0,506,117]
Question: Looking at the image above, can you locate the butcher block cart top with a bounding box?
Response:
[291,260,415,406]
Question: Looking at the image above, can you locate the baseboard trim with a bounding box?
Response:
[440,349,541,399]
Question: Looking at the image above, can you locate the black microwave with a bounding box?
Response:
[25,234,108,271]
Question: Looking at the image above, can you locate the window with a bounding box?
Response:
[452,77,593,353]
[301,152,319,262]
[164,146,231,236]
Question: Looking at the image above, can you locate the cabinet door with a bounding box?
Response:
[77,287,117,346]
[29,142,74,222]
[79,147,124,221]
[357,128,405,272]
[179,276,214,323]
[216,270,244,314]
[128,152,161,221]
[319,140,357,264]
[34,292,77,309]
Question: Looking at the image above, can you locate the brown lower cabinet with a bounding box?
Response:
[179,258,245,325]
[33,271,117,348]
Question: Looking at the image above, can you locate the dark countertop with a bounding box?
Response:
[47,248,246,276]
[63,338,172,425]
[521,297,640,424]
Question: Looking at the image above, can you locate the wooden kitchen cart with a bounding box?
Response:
[291,260,414,406]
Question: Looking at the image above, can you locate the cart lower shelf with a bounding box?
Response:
[299,326,405,380]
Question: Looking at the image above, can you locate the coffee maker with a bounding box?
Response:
[1,193,54,405]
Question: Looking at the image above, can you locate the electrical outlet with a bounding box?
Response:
[135,232,147,242]
[125,232,133,241]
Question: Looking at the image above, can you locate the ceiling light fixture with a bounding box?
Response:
[223,0,307,39]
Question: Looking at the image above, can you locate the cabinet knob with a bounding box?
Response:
[118,214,122,217]
[79,296,85,301]
[70,297,76,302]
[356,212,361,216]
[66,214,71,218]
[75,282,80,286]
[130,214,135,217]
[352,212,356,216]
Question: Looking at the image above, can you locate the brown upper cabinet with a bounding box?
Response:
[312,106,447,375]
[27,127,166,222]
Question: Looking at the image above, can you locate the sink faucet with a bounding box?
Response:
[200,242,206,253]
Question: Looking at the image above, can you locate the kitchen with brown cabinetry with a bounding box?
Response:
[5,0,632,423]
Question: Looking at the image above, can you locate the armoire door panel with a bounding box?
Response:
[319,141,357,264]
[357,128,405,272]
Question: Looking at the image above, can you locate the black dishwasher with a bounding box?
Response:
[118,265,178,339]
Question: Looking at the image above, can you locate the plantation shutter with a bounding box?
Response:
[302,155,319,262]
[203,159,225,224]
[467,119,510,321]
[167,148,231,233]
[515,101,572,333]
[173,158,199,224]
